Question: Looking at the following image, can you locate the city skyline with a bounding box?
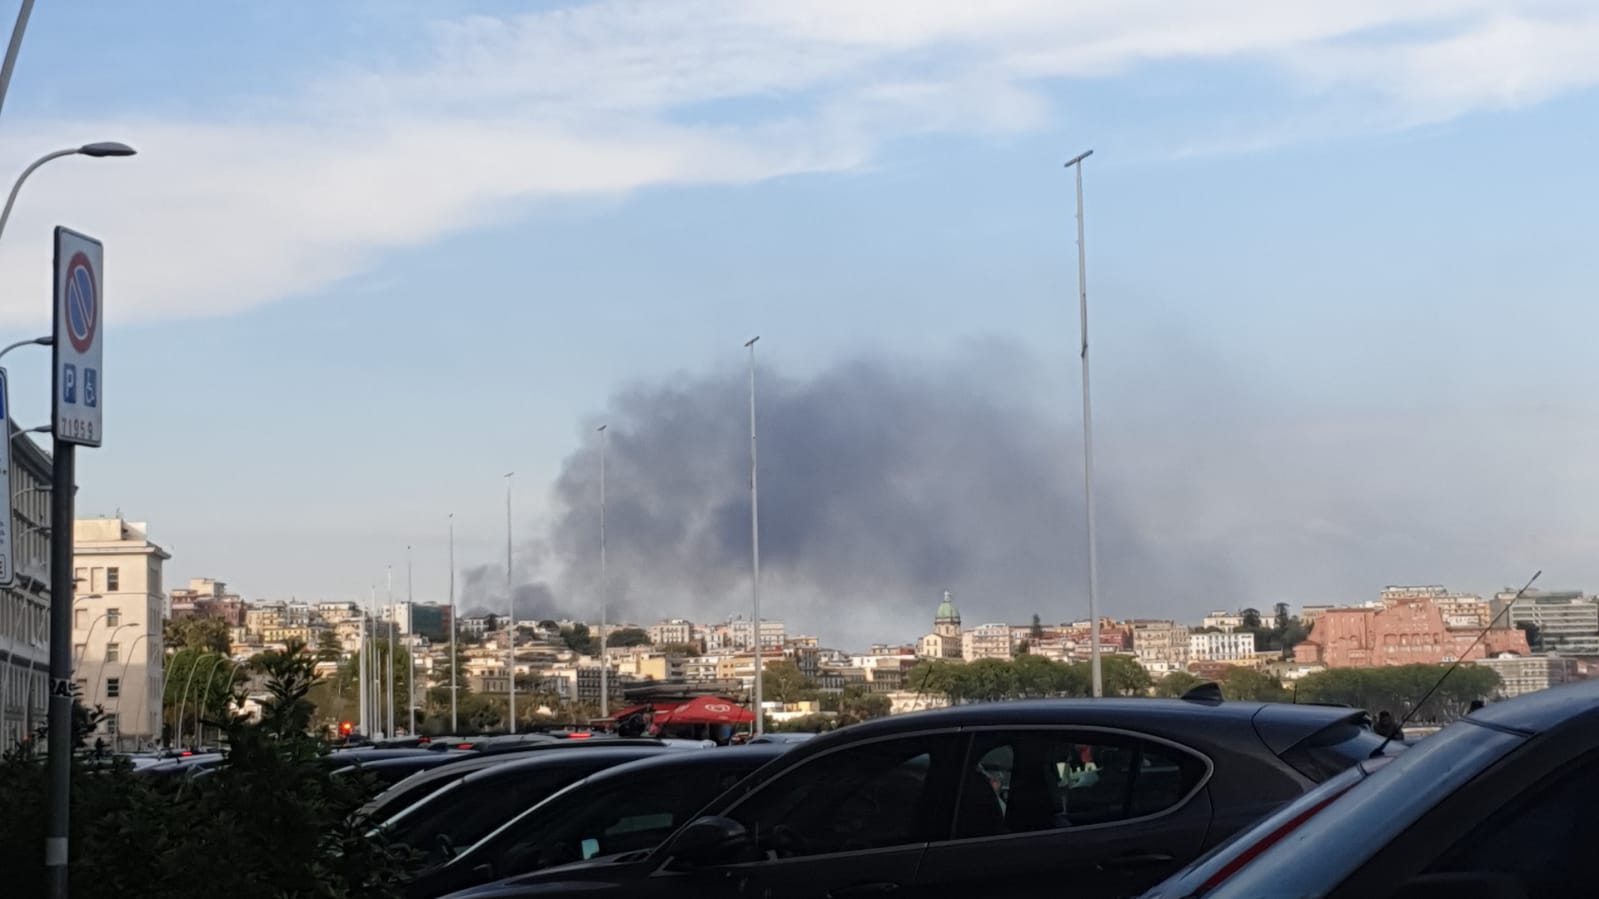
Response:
[0,3,1594,642]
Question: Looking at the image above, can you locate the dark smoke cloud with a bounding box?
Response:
[511,338,1236,643]
[459,334,1599,645]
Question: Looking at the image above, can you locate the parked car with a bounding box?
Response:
[438,693,1394,899]
[331,749,479,792]
[378,745,680,867]
[1138,679,1599,899]
[409,744,791,897]
[748,733,816,745]
[358,738,682,824]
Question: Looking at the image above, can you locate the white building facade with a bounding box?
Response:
[1,432,53,748]
[73,518,170,750]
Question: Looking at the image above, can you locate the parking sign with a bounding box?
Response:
[53,227,104,447]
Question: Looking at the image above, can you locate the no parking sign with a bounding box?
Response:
[52,227,103,447]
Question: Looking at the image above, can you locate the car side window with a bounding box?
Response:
[1423,751,1599,896]
[954,730,1206,838]
[730,734,956,858]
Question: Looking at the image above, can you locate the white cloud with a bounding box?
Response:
[0,0,1591,325]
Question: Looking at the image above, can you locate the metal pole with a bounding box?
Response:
[173,651,205,750]
[597,425,608,719]
[93,623,138,700]
[357,599,368,738]
[0,0,36,130]
[386,565,394,740]
[407,545,415,737]
[1064,149,1102,699]
[745,336,763,734]
[448,513,457,733]
[44,439,71,899]
[504,472,516,734]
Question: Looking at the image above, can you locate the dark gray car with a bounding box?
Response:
[1141,678,1599,899]
[441,694,1393,899]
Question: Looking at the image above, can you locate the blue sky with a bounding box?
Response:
[1,1,1597,642]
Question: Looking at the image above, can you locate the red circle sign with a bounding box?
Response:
[64,251,97,354]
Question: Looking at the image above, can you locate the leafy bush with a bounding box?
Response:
[0,639,416,898]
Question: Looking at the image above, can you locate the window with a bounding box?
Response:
[1423,752,1599,896]
[103,713,117,735]
[105,643,119,663]
[106,678,120,698]
[106,608,120,627]
[954,730,1207,838]
[106,568,120,591]
[74,608,88,629]
[730,734,954,858]
[487,764,756,876]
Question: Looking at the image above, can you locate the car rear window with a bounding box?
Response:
[1278,719,1396,782]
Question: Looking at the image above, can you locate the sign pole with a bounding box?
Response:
[44,440,72,898]
[45,226,104,898]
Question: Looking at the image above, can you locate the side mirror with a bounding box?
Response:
[669,816,752,869]
[1391,872,1527,899]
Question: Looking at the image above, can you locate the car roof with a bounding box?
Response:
[459,745,675,783]
[578,743,786,781]
[1467,676,1599,734]
[806,697,1356,743]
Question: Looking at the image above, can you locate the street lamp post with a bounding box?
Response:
[597,425,608,720]
[505,472,516,734]
[448,513,457,733]
[386,565,395,740]
[92,622,139,700]
[744,336,763,734]
[33,137,138,899]
[118,633,154,751]
[1063,148,1103,699]
[406,545,415,737]
[0,142,136,241]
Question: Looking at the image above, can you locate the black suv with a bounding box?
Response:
[443,694,1395,899]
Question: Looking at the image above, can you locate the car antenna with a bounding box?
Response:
[1370,569,1540,759]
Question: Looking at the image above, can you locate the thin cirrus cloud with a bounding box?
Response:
[0,0,1591,326]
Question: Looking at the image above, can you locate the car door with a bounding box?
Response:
[914,727,1212,899]
[667,731,963,899]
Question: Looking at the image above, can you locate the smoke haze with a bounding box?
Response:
[458,337,1599,645]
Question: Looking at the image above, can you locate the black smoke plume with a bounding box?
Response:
[478,339,1235,643]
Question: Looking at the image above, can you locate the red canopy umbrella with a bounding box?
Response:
[655,695,755,726]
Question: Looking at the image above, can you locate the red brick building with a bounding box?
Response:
[1294,597,1528,668]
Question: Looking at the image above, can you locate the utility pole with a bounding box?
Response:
[386,565,395,739]
[1064,149,1103,698]
[407,545,415,737]
[597,424,608,720]
[744,336,764,734]
[448,513,457,733]
[505,472,516,733]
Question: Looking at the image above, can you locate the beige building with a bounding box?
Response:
[1,431,54,748]
[1188,631,1258,665]
[646,619,694,647]
[1477,652,1582,699]
[961,623,1015,661]
[73,518,170,750]
[1132,620,1190,671]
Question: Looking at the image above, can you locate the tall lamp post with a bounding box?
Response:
[26,137,137,899]
[744,336,763,734]
[448,513,457,733]
[406,545,415,737]
[504,472,516,733]
[386,565,394,740]
[597,424,608,720]
[1063,148,1102,698]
